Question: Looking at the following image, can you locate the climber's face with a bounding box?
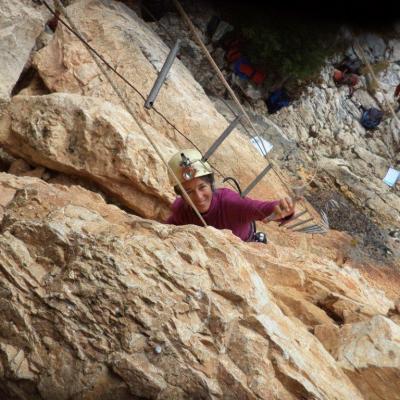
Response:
[182,177,213,213]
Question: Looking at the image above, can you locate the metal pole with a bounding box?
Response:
[293,225,327,234]
[241,164,273,197]
[145,39,181,109]
[202,114,243,161]
[285,217,314,230]
[279,210,307,226]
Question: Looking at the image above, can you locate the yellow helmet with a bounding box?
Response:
[168,149,213,186]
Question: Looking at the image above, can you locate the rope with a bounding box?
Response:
[50,0,208,226]
[171,0,315,217]
[139,4,269,167]
[219,97,271,159]
[41,0,235,194]
[41,0,311,229]
[139,2,272,163]
[172,0,289,186]
[353,39,400,145]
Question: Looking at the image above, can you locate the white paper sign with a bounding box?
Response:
[383,167,400,187]
[250,136,273,156]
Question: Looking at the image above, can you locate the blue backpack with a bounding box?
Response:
[360,107,383,130]
[266,88,290,114]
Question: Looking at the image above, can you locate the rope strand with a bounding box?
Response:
[171,0,315,218]
[41,0,235,192]
[50,0,208,226]
[41,0,311,228]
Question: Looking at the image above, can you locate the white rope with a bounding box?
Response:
[172,0,317,219]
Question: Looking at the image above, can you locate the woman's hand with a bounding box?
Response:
[264,197,296,222]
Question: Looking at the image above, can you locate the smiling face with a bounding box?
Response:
[182,177,213,213]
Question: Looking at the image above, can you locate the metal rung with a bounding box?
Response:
[293,225,328,234]
[285,217,314,230]
[202,114,243,161]
[145,39,181,109]
[279,210,308,226]
[300,229,327,235]
[241,164,272,197]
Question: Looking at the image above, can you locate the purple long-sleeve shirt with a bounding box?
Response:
[166,188,280,241]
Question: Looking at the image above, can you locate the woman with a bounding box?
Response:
[166,149,295,242]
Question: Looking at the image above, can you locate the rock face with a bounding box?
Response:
[0,93,176,220]
[316,316,400,400]
[1,1,400,399]
[0,172,384,400]
[31,0,291,202]
[0,0,48,101]
[268,52,400,229]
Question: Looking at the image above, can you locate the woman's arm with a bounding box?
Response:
[223,189,293,224]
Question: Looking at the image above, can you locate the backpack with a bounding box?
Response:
[343,73,359,87]
[395,83,400,98]
[233,57,266,85]
[266,88,290,114]
[360,107,383,130]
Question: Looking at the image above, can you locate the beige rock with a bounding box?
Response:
[8,159,32,175]
[17,70,50,97]
[0,93,176,220]
[0,0,49,101]
[22,166,46,179]
[271,286,334,328]
[255,240,394,325]
[7,157,45,179]
[0,172,364,400]
[314,323,341,354]
[32,0,293,203]
[317,316,400,400]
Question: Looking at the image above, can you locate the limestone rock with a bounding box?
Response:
[8,159,32,176]
[0,93,176,220]
[0,0,49,101]
[316,316,400,400]
[270,61,400,228]
[0,172,366,400]
[318,158,400,226]
[32,0,291,201]
[357,33,387,63]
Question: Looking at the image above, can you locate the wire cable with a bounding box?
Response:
[47,0,208,226]
[41,0,235,191]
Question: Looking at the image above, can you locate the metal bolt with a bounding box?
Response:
[154,345,162,354]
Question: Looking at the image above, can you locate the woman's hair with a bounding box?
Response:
[174,174,215,196]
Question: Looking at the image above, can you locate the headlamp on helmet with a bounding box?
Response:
[168,149,213,186]
[179,153,196,181]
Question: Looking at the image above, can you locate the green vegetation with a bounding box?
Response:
[237,16,342,82]
[219,6,345,85]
